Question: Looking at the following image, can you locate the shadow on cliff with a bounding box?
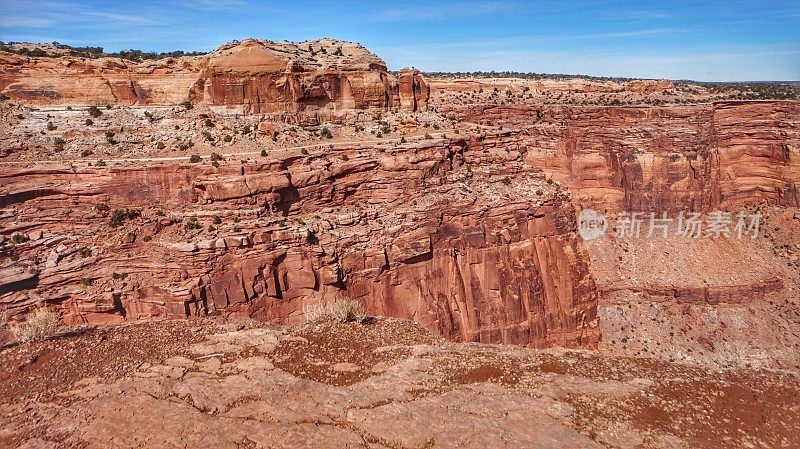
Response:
[275,185,301,216]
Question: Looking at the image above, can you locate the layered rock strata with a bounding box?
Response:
[437,101,800,212]
[0,137,599,348]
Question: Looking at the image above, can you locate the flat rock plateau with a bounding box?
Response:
[0,38,799,448]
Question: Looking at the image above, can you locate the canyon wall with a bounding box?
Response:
[0,38,429,121]
[0,137,599,348]
[2,97,798,350]
[438,101,800,212]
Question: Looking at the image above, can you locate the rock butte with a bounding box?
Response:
[0,39,798,370]
[0,38,429,122]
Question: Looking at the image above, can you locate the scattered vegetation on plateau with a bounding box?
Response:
[0,41,207,61]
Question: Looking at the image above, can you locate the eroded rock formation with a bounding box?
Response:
[0,136,599,348]
[0,38,429,122]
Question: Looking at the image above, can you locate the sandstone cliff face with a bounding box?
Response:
[0,38,429,121]
[624,79,674,93]
[0,137,599,348]
[438,101,800,212]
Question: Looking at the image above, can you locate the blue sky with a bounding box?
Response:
[1,0,798,81]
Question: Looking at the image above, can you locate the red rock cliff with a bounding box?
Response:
[437,101,800,212]
[0,137,599,348]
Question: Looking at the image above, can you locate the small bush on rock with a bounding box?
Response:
[53,137,65,152]
[11,233,29,244]
[109,208,141,227]
[184,216,201,230]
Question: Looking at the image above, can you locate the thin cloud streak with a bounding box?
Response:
[374,1,516,21]
[83,12,162,25]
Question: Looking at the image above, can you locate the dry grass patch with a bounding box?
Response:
[12,307,60,343]
[302,298,368,323]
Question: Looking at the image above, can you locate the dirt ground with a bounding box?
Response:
[1,317,797,449]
